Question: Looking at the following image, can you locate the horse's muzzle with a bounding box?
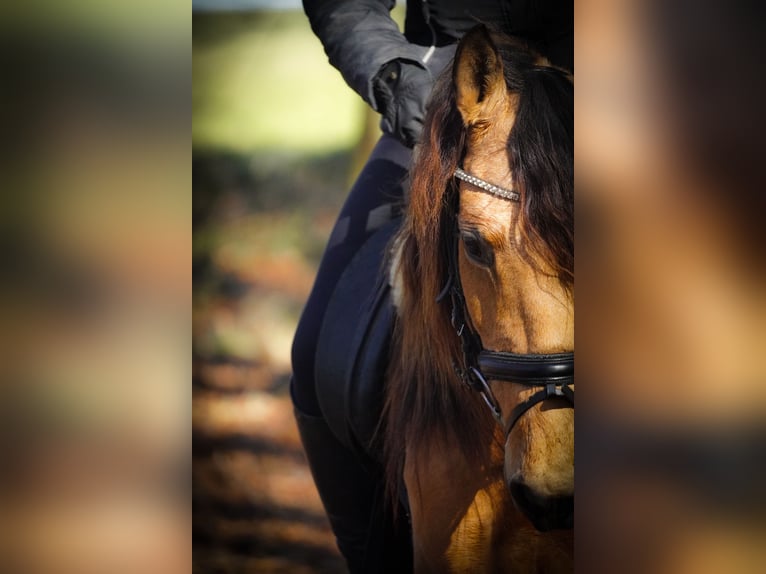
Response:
[509,479,574,531]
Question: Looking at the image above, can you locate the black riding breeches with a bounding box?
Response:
[291,134,411,417]
[290,134,412,574]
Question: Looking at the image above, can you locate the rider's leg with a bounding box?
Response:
[291,133,410,415]
[293,407,381,572]
[290,134,412,573]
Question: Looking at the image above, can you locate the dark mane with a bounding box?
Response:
[382,31,573,506]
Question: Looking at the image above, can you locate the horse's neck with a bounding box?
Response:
[403,434,508,571]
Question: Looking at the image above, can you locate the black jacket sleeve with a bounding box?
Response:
[303,0,432,108]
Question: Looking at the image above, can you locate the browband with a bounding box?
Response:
[454,168,520,202]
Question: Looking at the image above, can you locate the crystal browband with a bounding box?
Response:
[454,168,519,202]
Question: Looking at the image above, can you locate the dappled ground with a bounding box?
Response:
[192,149,349,574]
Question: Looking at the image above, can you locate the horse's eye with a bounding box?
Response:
[460,230,494,267]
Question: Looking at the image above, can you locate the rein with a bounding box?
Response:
[439,168,574,439]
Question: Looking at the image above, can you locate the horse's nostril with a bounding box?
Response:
[508,479,573,532]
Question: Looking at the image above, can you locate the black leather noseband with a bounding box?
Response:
[443,169,574,439]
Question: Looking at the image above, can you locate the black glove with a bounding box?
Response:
[372,46,456,148]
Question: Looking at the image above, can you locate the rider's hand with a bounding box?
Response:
[372,46,455,148]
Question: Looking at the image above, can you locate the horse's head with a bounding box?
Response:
[386,25,573,539]
[450,27,574,530]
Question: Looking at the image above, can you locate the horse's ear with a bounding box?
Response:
[453,25,507,126]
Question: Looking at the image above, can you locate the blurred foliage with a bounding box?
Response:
[192,9,380,364]
[193,10,366,153]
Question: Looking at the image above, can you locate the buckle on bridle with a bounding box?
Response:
[468,367,503,424]
[449,300,466,337]
[453,361,468,385]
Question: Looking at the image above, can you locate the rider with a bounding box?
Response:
[291,1,572,571]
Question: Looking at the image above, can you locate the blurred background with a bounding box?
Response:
[193,2,401,573]
[576,1,766,572]
[0,2,191,573]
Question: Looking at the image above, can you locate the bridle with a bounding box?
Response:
[439,168,574,440]
[445,169,574,438]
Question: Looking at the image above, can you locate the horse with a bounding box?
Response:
[383,25,574,573]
